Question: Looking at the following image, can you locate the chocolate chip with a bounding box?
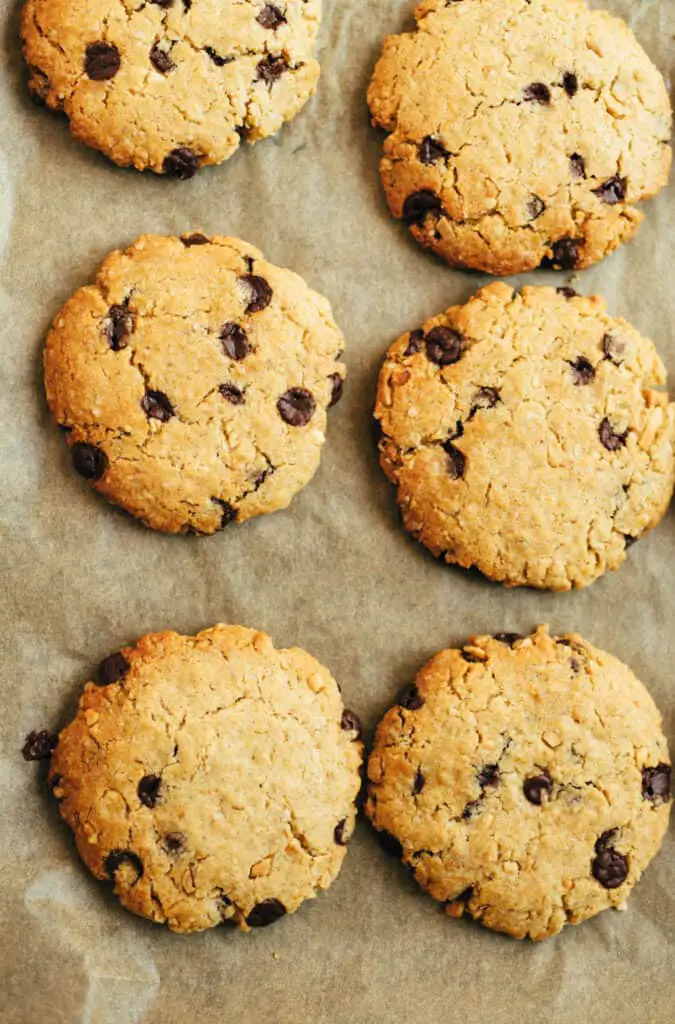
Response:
[570,356,595,385]
[341,708,362,738]
[527,195,545,221]
[246,898,287,927]
[470,387,499,418]
[592,847,628,889]
[85,42,121,81]
[220,323,250,360]
[477,764,499,789]
[642,764,671,804]
[602,333,625,364]
[493,633,523,646]
[256,55,289,84]
[328,373,344,408]
[444,443,466,480]
[420,136,449,165]
[105,849,144,881]
[240,274,272,313]
[599,418,628,452]
[403,190,442,222]
[399,685,424,711]
[523,773,552,805]
[71,442,109,481]
[592,175,627,205]
[334,819,348,845]
[137,774,161,808]
[561,73,578,97]
[462,650,484,663]
[462,800,481,820]
[142,390,174,422]
[150,43,175,74]
[413,768,425,795]
[163,147,200,179]
[204,46,234,67]
[257,4,286,29]
[219,382,245,405]
[181,233,209,246]
[106,303,133,350]
[98,652,130,686]
[277,388,316,427]
[212,498,237,527]
[570,153,586,179]
[21,730,57,761]
[523,82,551,105]
[557,286,578,299]
[541,237,581,270]
[162,832,186,853]
[404,330,423,356]
[377,830,403,858]
[624,534,638,549]
[425,326,462,366]
[595,829,618,853]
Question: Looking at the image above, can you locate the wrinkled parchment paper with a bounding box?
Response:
[1,1,673,1021]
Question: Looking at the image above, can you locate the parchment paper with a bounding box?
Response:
[1,1,673,1021]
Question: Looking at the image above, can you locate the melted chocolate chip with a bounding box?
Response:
[404,330,424,356]
[334,819,348,845]
[181,233,209,246]
[98,652,130,686]
[641,764,671,804]
[85,42,121,81]
[246,898,287,927]
[138,774,161,808]
[477,764,500,789]
[377,830,403,858]
[213,498,237,527]
[523,82,551,105]
[150,43,175,74]
[570,153,586,179]
[277,388,316,427]
[256,55,289,84]
[257,4,286,29]
[219,382,245,405]
[470,387,499,418]
[562,72,578,97]
[527,195,545,221]
[523,773,552,805]
[328,373,344,408]
[341,708,363,738]
[592,847,628,889]
[106,303,133,350]
[557,286,579,299]
[493,633,523,646]
[105,849,144,881]
[541,237,581,270]
[403,190,442,222]
[592,175,627,205]
[413,768,425,795]
[595,829,618,853]
[425,326,462,366]
[420,136,449,165]
[241,274,272,313]
[71,442,109,481]
[599,418,628,452]
[142,390,174,422]
[399,684,424,711]
[570,356,595,385]
[602,333,625,364]
[204,46,235,67]
[21,730,57,761]
[163,147,200,179]
[162,832,186,853]
[444,443,466,480]
[220,323,250,360]
[462,799,481,820]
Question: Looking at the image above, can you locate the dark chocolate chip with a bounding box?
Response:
[541,237,581,270]
[570,153,586,179]
[562,72,578,97]
[412,768,425,795]
[106,303,133,350]
[162,832,186,854]
[462,800,481,820]
[641,764,671,804]
[220,322,250,360]
[470,387,499,418]
[98,652,130,686]
[399,684,424,711]
[403,190,442,222]
[592,847,628,889]
[21,730,57,761]
[328,373,344,408]
[425,326,462,366]
[592,175,627,205]
[404,330,424,356]
[557,286,579,299]
[142,390,174,422]
[523,773,552,805]
[149,43,175,74]
[444,443,466,480]
[477,764,500,789]
[570,356,595,385]
[277,388,316,427]
[163,147,200,179]
[420,136,449,165]
[105,849,144,881]
[599,418,628,452]
[71,442,109,481]
[595,829,618,853]
[85,42,121,81]
[602,333,625,364]
[256,55,289,84]
[493,633,523,646]
[219,382,245,405]
[212,498,237,527]
[204,46,234,67]
[246,898,287,927]
[137,774,161,808]
[257,4,286,29]
[240,274,272,314]
[523,82,551,105]
[527,195,546,221]
[334,819,348,845]
[377,830,403,858]
[181,233,209,246]
[341,708,363,739]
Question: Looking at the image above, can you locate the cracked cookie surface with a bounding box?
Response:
[375,282,675,590]
[48,624,364,933]
[21,0,321,174]
[365,626,672,941]
[44,233,346,534]
[368,0,672,275]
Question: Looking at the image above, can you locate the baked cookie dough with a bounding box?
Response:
[365,626,672,941]
[368,0,672,275]
[374,283,675,590]
[48,625,364,933]
[45,234,346,534]
[21,0,321,174]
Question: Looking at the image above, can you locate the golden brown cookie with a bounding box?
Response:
[365,626,672,941]
[48,625,364,933]
[374,283,675,590]
[45,234,345,534]
[368,0,672,275]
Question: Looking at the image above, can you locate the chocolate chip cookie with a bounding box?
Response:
[21,0,321,174]
[44,234,345,534]
[365,626,671,941]
[375,283,675,590]
[48,625,363,933]
[368,0,672,275]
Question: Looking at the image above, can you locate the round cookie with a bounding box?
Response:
[45,234,346,534]
[365,626,672,941]
[368,0,672,275]
[21,0,321,175]
[48,625,364,933]
[374,283,675,590]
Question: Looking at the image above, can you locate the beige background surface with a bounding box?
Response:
[0,1,673,1021]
